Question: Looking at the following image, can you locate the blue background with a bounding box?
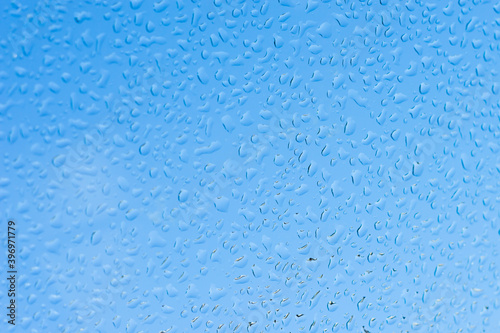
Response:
[1,0,500,332]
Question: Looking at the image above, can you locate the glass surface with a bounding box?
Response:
[1,1,499,332]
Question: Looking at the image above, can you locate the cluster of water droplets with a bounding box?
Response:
[1,0,500,332]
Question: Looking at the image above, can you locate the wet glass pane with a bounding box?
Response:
[1,1,499,332]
